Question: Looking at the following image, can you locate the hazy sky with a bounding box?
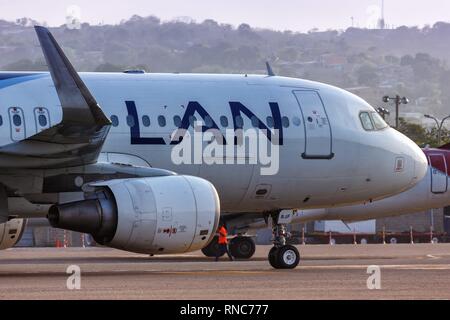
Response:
[0,0,449,31]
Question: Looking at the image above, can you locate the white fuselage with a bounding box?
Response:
[0,72,427,213]
[290,154,450,223]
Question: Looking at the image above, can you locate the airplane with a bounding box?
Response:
[0,26,427,269]
[216,145,450,259]
[9,144,448,259]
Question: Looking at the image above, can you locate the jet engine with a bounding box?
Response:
[48,175,220,254]
[0,219,26,250]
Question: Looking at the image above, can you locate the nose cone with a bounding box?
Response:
[412,143,428,183]
[386,129,428,194]
[360,128,428,203]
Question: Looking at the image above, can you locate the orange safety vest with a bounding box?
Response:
[218,226,228,244]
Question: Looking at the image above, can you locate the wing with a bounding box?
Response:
[0,26,111,169]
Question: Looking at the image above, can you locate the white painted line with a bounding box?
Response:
[300,264,450,270]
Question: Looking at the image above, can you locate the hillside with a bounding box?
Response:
[1,15,450,120]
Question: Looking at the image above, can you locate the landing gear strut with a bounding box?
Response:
[268,212,300,269]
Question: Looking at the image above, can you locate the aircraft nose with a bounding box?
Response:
[396,130,427,187]
[373,129,428,199]
[412,144,428,182]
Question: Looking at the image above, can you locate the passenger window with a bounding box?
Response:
[235,115,244,129]
[110,115,119,127]
[205,115,213,128]
[282,117,290,128]
[142,115,151,127]
[38,114,47,127]
[158,115,166,127]
[220,116,229,128]
[173,116,181,127]
[0,115,3,126]
[293,117,301,126]
[251,116,259,128]
[13,114,22,127]
[360,112,374,131]
[189,116,197,127]
[126,115,135,127]
[266,116,274,128]
[371,112,388,130]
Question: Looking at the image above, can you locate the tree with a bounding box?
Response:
[238,23,252,34]
[396,118,450,148]
[397,118,429,146]
[426,127,450,147]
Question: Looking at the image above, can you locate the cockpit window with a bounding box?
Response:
[359,112,374,131]
[371,112,389,130]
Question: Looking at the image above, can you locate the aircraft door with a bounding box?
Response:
[8,107,26,141]
[429,154,448,193]
[293,91,333,159]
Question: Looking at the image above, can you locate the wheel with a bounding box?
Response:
[230,236,256,259]
[271,245,300,269]
[277,245,300,269]
[201,236,225,258]
[268,246,280,269]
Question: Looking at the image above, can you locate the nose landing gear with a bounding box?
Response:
[269,245,300,269]
[269,211,300,269]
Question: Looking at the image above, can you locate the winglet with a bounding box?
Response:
[34,26,111,127]
[266,61,275,77]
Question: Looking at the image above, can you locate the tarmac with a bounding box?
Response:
[1,244,450,300]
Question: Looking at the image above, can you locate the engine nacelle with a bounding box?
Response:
[0,219,26,250]
[48,175,220,254]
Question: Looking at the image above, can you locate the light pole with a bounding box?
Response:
[424,114,450,146]
[376,107,390,120]
[383,95,409,128]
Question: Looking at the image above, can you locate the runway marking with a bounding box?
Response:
[426,254,440,260]
[115,270,272,275]
[2,263,449,278]
[300,264,450,270]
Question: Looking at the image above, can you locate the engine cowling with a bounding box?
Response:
[0,219,26,250]
[48,175,220,254]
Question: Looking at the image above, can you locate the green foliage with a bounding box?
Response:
[397,118,450,148]
[426,127,450,147]
[397,118,429,146]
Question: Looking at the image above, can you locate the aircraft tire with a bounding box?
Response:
[229,236,256,259]
[201,236,225,258]
[270,245,300,269]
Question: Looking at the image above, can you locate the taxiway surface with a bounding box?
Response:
[1,244,449,299]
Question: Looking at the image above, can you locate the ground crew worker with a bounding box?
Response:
[216,223,234,261]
